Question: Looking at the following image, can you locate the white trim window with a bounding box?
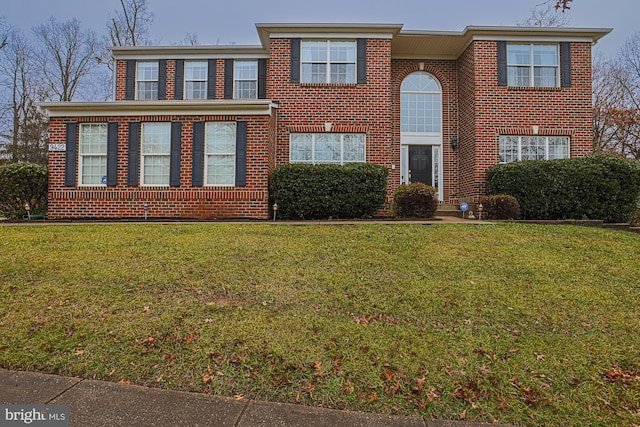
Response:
[185,61,207,100]
[205,122,236,186]
[400,72,442,134]
[136,62,159,100]
[301,40,356,84]
[234,61,258,99]
[79,123,107,186]
[290,133,365,164]
[507,44,559,87]
[141,123,171,186]
[499,135,570,163]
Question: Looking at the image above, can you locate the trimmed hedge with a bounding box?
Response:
[486,153,640,223]
[0,162,48,219]
[391,183,438,218]
[269,163,388,219]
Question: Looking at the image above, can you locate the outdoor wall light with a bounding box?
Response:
[451,137,458,151]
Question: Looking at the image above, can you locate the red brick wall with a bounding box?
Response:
[457,43,477,203]
[268,38,395,206]
[48,115,272,220]
[469,40,594,200]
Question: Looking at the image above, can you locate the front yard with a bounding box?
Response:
[0,223,638,426]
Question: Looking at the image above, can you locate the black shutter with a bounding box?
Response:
[497,41,507,87]
[125,60,135,100]
[158,59,167,100]
[127,123,140,186]
[224,59,233,99]
[170,122,182,187]
[290,38,300,84]
[106,122,118,186]
[235,121,247,187]
[64,122,77,187]
[357,39,367,84]
[207,59,217,99]
[192,122,204,187]
[174,59,184,100]
[258,59,267,99]
[561,42,572,88]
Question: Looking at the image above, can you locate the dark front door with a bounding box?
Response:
[408,145,432,185]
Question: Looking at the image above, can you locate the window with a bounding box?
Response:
[234,61,257,99]
[205,122,236,186]
[301,41,356,84]
[141,123,171,185]
[185,61,207,100]
[400,72,442,133]
[136,62,159,100]
[507,44,559,87]
[79,123,107,185]
[290,133,365,164]
[499,136,569,163]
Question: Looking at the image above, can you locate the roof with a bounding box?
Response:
[110,23,611,61]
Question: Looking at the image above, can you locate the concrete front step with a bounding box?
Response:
[436,204,466,217]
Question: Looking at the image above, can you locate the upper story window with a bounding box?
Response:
[185,61,208,100]
[79,123,107,186]
[499,135,569,163]
[234,61,258,99]
[136,62,159,100]
[507,44,559,87]
[141,123,171,186]
[400,72,442,134]
[301,40,356,84]
[290,133,365,165]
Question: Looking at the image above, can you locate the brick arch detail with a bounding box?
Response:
[394,65,450,95]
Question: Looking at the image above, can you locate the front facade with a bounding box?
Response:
[40,24,610,219]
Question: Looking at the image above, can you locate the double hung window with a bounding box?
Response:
[185,61,208,100]
[234,61,258,99]
[136,62,159,100]
[79,123,107,185]
[205,122,236,186]
[301,41,356,84]
[141,123,171,185]
[507,44,559,87]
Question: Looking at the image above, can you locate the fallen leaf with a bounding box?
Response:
[460,409,467,420]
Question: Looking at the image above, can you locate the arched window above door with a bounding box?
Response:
[400,72,442,134]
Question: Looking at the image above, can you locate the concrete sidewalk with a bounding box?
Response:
[1,369,516,427]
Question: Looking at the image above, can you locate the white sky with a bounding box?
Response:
[3,0,639,57]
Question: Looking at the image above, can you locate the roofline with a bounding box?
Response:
[256,23,404,47]
[37,100,276,117]
[110,45,267,59]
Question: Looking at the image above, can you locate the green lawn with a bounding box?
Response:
[1,223,639,426]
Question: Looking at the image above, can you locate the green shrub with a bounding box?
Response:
[486,154,640,223]
[479,194,521,220]
[269,163,388,219]
[631,207,640,227]
[0,162,48,219]
[391,183,438,218]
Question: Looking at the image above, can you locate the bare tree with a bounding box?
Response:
[0,18,8,50]
[0,28,49,164]
[519,2,570,27]
[107,0,153,47]
[593,33,640,159]
[33,17,99,101]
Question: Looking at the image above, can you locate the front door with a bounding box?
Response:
[408,145,432,186]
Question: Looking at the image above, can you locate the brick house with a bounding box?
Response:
[39,24,610,220]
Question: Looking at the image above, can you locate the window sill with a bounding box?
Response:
[299,83,358,88]
[507,86,562,92]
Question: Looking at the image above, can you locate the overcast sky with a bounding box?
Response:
[3,0,638,57]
